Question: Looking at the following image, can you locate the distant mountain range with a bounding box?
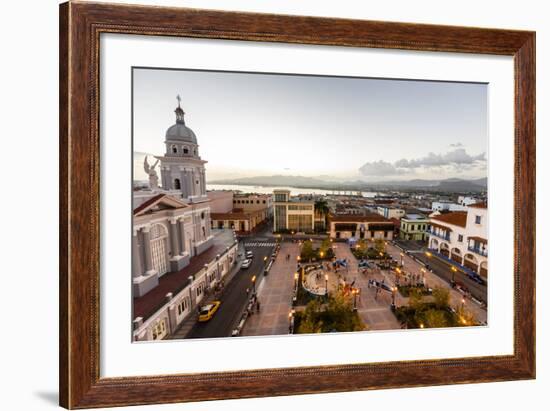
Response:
[208,175,488,193]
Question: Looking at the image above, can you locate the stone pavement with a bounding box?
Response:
[241,242,299,336]
[332,244,402,330]
[385,242,487,324]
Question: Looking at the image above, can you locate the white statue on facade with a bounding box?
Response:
[143,156,160,190]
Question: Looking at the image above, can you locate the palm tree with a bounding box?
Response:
[314,199,330,230]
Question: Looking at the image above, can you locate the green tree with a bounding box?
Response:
[296,292,366,334]
[314,199,330,228]
[300,240,315,261]
[408,287,424,311]
[374,238,385,254]
[422,309,448,328]
[432,286,450,309]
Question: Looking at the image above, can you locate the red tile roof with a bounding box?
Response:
[133,232,236,321]
[431,211,467,228]
[329,212,391,223]
[469,202,487,209]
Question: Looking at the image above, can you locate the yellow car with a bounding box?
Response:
[198,301,221,322]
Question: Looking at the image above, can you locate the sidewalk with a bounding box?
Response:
[241,242,299,336]
[385,242,487,324]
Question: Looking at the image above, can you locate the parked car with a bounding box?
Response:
[245,250,253,259]
[468,272,486,285]
[198,301,221,322]
[241,259,252,269]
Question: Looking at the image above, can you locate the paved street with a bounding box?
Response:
[394,239,487,304]
[332,244,402,330]
[241,242,299,336]
[385,241,487,324]
[184,238,275,339]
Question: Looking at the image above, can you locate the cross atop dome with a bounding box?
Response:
[175,94,185,123]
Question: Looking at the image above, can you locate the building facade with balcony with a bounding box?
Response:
[427,203,488,277]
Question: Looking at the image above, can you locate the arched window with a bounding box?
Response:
[171,145,178,154]
[174,178,181,189]
[183,146,189,154]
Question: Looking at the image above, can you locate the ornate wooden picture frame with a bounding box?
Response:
[59,1,535,408]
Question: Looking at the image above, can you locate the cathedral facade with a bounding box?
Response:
[132,99,237,341]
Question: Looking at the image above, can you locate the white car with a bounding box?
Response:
[241,259,252,269]
[245,250,253,259]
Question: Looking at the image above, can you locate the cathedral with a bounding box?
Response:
[132,98,238,341]
[132,97,216,298]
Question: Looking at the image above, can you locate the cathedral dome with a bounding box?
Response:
[165,122,197,144]
[165,96,197,144]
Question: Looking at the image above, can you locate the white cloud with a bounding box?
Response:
[359,148,486,179]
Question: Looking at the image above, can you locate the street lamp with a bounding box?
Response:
[325,274,329,297]
[420,268,426,286]
[451,266,457,284]
[320,251,324,259]
[425,251,432,258]
[391,286,397,309]
[251,275,256,293]
[400,252,404,267]
[352,288,358,311]
[294,272,299,288]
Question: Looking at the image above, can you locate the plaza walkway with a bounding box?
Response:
[332,244,402,330]
[241,242,299,336]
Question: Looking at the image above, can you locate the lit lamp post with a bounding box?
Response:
[288,310,294,334]
[451,266,457,285]
[395,267,401,285]
[251,275,256,293]
[352,288,358,311]
[391,286,397,310]
[320,251,324,259]
[400,252,404,267]
[421,268,426,286]
[294,272,299,289]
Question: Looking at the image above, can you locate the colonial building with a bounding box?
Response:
[399,213,430,241]
[133,194,214,297]
[273,189,315,233]
[207,191,271,233]
[132,98,238,341]
[428,203,488,277]
[328,213,395,240]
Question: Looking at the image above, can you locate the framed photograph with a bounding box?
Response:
[59,2,535,409]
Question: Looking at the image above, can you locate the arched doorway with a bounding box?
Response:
[451,247,462,264]
[439,242,450,258]
[150,223,169,276]
[174,178,181,190]
[479,261,488,277]
[430,238,439,250]
[463,253,478,273]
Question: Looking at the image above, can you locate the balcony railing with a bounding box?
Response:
[429,230,450,241]
[468,246,488,257]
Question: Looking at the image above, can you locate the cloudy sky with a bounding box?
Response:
[133,68,487,182]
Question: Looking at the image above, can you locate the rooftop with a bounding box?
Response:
[329,212,392,223]
[469,202,488,209]
[430,211,467,228]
